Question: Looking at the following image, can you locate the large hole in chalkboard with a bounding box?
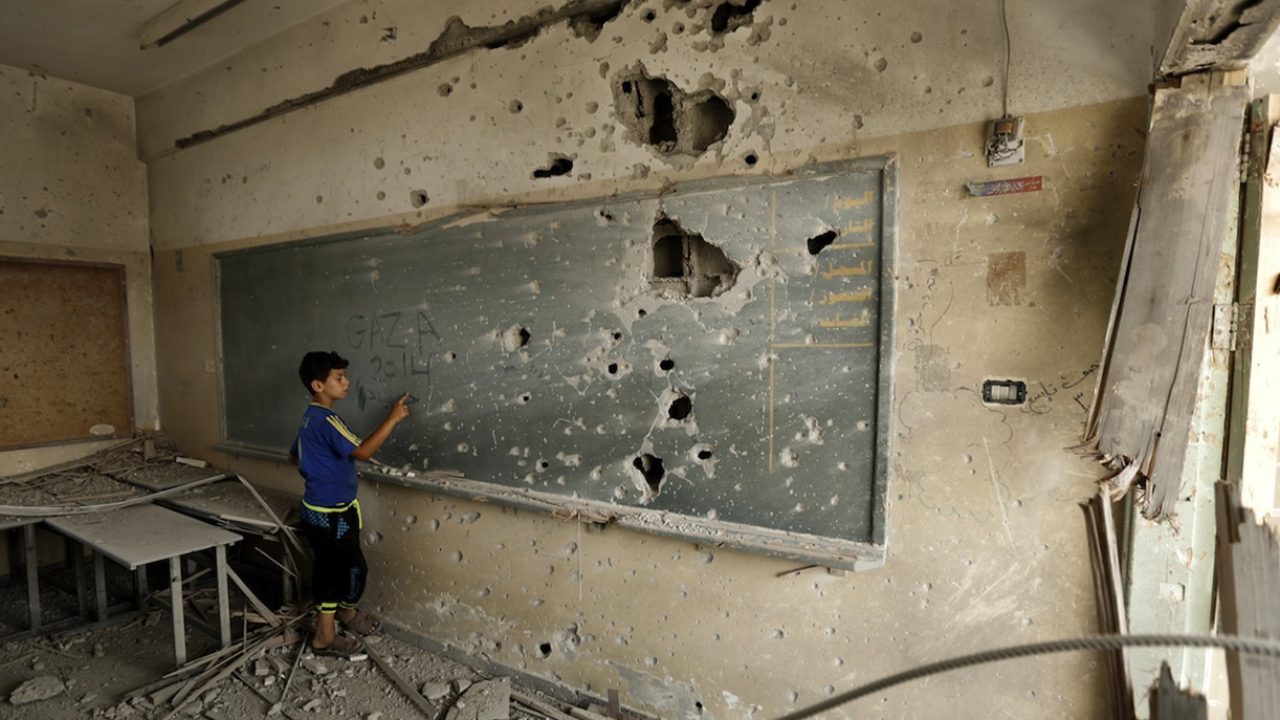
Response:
[650,216,739,297]
[668,395,692,420]
[653,228,685,278]
[632,454,665,493]
[807,230,838,255]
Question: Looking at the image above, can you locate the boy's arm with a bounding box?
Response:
[352,393,411,461]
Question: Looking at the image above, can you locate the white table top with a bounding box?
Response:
[0,516,40,531]
[46,504,241,569]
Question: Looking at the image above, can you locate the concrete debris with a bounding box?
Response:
[301,656,330,676]
[445,677,511,720]
[453,678,474,694]
[9,675,67,705]
[423,681,454,699]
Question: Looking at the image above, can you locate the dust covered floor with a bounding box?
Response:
[0,616,498,719]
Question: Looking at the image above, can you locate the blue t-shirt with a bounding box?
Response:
[289,403,361,507]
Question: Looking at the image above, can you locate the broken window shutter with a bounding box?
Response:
[1083,76,1249,520]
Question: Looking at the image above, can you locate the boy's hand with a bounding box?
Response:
[388,393,411,423]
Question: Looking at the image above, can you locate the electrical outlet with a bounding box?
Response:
[985,116,1025,167]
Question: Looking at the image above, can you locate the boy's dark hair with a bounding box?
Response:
[299,351,349,393]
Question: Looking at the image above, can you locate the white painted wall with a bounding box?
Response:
[0,64,155,476]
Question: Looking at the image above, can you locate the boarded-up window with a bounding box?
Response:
[0,259,132,449]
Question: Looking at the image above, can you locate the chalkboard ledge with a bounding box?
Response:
[214,441,886,572]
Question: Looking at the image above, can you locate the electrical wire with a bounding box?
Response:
[1000,0,1012,118]
[771,633,1280,720]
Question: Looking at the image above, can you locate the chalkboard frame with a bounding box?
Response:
[213,157,897,571]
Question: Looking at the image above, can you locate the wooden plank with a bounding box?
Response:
[1149,662,1207,720]
[0,260,132,449]
[363,640,436,718]
[1232,102,1280,513]
[224,565,280,628]
[1089,75,1250,519]
[1214,483,1280,719]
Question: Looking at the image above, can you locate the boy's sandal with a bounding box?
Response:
[341,609,382,636]
[311,634,362,658]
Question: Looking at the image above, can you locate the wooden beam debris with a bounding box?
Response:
[1214,482,1280,719]
[1149,662,1208,720]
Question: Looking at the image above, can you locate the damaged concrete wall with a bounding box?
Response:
[141,1,1152,717]
[0,64,155,476]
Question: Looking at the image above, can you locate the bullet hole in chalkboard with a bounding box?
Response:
[539,460,549,469]
[807,230,838,255]
[632,454,665,493]
[667,395,692,421]
[410,190,429,208]
[607,362,619,375]
[697,449,713,460]
[659,358,675,372]
[520,393,531,404]
[501,325,531,352]
[538,642,552,657]
[612,331,622,341]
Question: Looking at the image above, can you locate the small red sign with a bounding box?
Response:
[966,176,1044,197]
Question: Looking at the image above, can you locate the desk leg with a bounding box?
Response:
[135,566,149,609]
[170,556,186,666]
[215,545,231,648]
[73,546,88,618]
[93,552,107,623]
[23,524,40,632]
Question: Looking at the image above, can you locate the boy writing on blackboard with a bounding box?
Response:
[289,350,410,657]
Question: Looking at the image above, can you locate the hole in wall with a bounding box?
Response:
[667,395,693,420]
[607,362,619,375]
[538,642,552,657]
[613,66,735,157]
[653,230,685,278]
[744,152,758,166]
[697,449,713,460]
[410,190,430,208]
[569,0,628,41]
[533,155,575,179]
[632,454,666,494]
[806,230,838,255]
[659,358,675,372]
[710,0,763,34]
